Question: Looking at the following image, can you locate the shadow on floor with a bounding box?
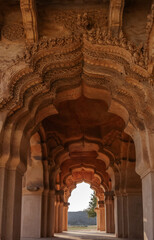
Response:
[21,230,142,240]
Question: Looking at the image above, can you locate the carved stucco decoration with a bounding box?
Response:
[0,29,153,132]
[71,169,94,183]
[62,168,107,199]
[84,30,149,70]
[46,139,121,186]
[38,6,108,35]
[0,35,82,112]
[44,113,123,165]
[1,24,24,41]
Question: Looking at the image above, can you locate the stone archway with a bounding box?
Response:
[0,2,154,238]
[0,82,143,239]
[62,167,107,232]
[0,58,145,239]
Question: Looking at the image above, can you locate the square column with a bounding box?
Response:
[95,208,100,230]
[98,201,105,231]
[114,192,143,239]
[0,167,6,239]
[127,193,143,239]
[115,194,128,238]
[63,202,69,231]
[41,190,49,237]
[133,130,154,240]
[105,191,115,234]
[47,190,56,237]
[114,194,123,237]
[21,189,42,238]
[58,202,64,233]
[0,167,24,240]
[54,201,60,233]
[142,172,154,240]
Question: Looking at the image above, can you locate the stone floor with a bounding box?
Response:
[21,230,142,240]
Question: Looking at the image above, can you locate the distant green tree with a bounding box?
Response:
[86,192,97,218]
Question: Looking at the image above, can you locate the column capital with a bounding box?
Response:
[105,191,115,200]
[98,200,105,208]
[95,207,99,212]
[63,202,70,207]
[6,161,26,176]
[132,129,154,178]
[56,189,64,195]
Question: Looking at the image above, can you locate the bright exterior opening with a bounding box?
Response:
[68,182,97,230]
[68,182,94,212]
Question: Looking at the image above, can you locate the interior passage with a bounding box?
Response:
[0,1,154,240]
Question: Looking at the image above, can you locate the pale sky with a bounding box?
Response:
[68,182,94,212]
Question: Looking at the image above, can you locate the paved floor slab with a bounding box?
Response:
[21,230,142,240]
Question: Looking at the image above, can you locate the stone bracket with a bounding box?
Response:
[109,0,124,36]
[20,0,38,43]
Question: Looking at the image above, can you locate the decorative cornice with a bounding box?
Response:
[84,30,149,70]
[0,31,153,134]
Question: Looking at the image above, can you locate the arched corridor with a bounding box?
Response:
[0,1,154,240]
[20,113,143,239]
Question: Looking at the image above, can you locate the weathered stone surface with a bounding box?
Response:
[0,1,153,239]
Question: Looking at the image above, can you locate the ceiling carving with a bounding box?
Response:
[0,0,148,199]
[62,167,106,202]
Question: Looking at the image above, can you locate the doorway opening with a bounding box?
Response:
[68,182,97,231]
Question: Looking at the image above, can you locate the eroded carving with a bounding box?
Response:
[1,24,24,41]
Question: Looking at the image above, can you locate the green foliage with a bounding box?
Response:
[86,192,97,218]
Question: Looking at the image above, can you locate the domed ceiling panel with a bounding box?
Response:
[43,96,125,143]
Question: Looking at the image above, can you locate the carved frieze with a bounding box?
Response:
[84,30,148,69]
[38,7,108,35]
[23,34,82,64]
[0,23,153,138]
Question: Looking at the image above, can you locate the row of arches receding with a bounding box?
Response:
[0,77,152,240]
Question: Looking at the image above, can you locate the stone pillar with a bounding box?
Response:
[63,202,69,231]
[114,194,123,237]
[0,167,24,240]
[47,190,56,237]
[98,201,105,231]
[21,189,43,238]
[63,205,66,231]
[127,193,143,239]
[41,190,49,237]
[95,208,100,230]
[41,160,50,237]
[142,172,154,240]
[121,194,128,238]
[114,193,129,238]
[105,191,115,234]
[114,192,143,239]
[54,201,59,233]
[133,130,154,240]
[58,201,64,233]
[0,167,6,240]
